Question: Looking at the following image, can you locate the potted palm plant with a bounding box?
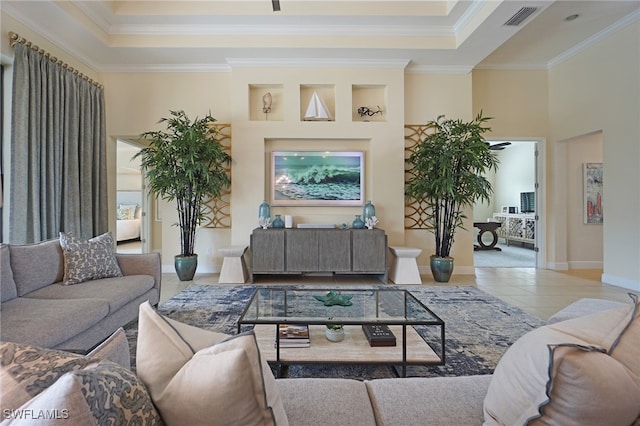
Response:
[405,112,498,282]
[136,110,232,281]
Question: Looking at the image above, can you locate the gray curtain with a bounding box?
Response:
[9,43,107,244]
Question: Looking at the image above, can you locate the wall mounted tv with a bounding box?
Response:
[520,192,535,213]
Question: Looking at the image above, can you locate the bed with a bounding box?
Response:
[116,191,142,242]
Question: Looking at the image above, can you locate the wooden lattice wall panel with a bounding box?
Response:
[404,124,435,230]
[202,123,231,228]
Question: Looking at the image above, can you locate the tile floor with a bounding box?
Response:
[159,268,635,320]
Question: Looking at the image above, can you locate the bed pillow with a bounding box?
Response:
[117,204,138,220]
[136,301,289,426]
[59,232,122,285]
[4,361,161,426]
[483,294,640,426]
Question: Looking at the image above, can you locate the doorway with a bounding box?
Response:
[474,139,544,268]
[116,140,144,253]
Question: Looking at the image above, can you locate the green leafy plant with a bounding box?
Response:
[326,324,343,330]
[405,112,498,258]
[136,110,232,257]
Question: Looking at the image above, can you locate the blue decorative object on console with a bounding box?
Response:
[352,215,365,229]
[272,214,285,228]
[258,200,270,221]
[363,200,376,221]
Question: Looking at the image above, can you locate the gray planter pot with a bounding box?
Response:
[430,255,454,283]
[175,254,198,281]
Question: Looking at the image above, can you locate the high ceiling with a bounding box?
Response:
[2,0,639,73]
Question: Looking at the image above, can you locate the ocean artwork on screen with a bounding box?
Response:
[271,151,364,206]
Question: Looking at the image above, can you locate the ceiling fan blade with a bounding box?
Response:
[272,0,281,11]
[488,142,512,150]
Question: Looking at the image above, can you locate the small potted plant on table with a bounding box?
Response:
[325,324,345,342]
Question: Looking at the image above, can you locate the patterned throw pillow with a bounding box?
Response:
[59,232,122,285]
[4,361,163,426]
[0,341,162,426]
[0,342,94,414]
[116,204,138,221]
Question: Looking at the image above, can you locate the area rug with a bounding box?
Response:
[125,284,545,380]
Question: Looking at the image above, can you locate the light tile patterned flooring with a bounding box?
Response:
[159,268,635,320]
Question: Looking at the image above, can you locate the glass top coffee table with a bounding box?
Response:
[237,288,445,377]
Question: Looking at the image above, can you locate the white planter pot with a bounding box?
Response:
[325,327,345,342]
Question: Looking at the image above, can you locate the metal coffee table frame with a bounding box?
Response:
[237,288,445,377]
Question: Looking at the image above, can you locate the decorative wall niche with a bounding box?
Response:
[352,84,386,122]
[300,84,335,121]
[249,84,283,121]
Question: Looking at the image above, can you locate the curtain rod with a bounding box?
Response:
[9,32,104,90]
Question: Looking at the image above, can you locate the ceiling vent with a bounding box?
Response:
[504,7,538,26]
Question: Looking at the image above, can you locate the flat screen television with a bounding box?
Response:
[520,192,535,213]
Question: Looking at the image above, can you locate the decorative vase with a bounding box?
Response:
[352,215,365,229]
[325,326,345,342]
[363,200,376,222]
[430,255,454,283]
[175,254,198,281]
[272,214,285,228]
[258,200,270,222]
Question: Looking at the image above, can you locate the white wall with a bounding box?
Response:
[473,142,536,222]
[493,142,536,212]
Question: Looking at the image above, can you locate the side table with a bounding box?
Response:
[218,245,249,283]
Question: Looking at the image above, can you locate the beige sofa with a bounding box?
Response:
[1,294,637,426]
[0,238,161,352]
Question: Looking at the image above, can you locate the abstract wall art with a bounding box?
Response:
[583,162,603,224]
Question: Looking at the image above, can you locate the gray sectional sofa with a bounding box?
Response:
[0,238,161,351]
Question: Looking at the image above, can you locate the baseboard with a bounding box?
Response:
[567,261,603,269]
[547,262,569,270]
[418,265,475,276]
[602,274,640,292]
[161,264,221,274]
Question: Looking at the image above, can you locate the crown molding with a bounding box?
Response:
[548,9,640,68]
[100,63,232,73]
[405,64,473,75]
[226,58,410,69]
[109,24,453,37]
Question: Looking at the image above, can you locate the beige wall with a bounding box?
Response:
[563,132,603,268]
[404,73,475,273]
[102,72,233,269]
[549,22,640,290]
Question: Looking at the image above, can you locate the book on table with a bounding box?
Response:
[276,324,310,348]
[362,324,396,347]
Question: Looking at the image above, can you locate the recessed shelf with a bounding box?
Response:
[249,84,284,121]
[300,84,335,122]
[352,85,386,122]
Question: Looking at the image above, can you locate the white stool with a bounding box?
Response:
[388,246,422,284]
[218,245,249,284]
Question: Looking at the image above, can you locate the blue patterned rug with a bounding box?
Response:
[125,284,545,380]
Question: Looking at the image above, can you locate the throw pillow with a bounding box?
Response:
[116,204,138,221]
[4,360,162,426]
[0,342,94,414]
[136,301,289,426]
[59,232,122,285]
[483,294,640,426]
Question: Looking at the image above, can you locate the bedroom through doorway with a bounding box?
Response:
[116,140,143,253]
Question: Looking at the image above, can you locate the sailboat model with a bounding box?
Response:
[304,91,333,121]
